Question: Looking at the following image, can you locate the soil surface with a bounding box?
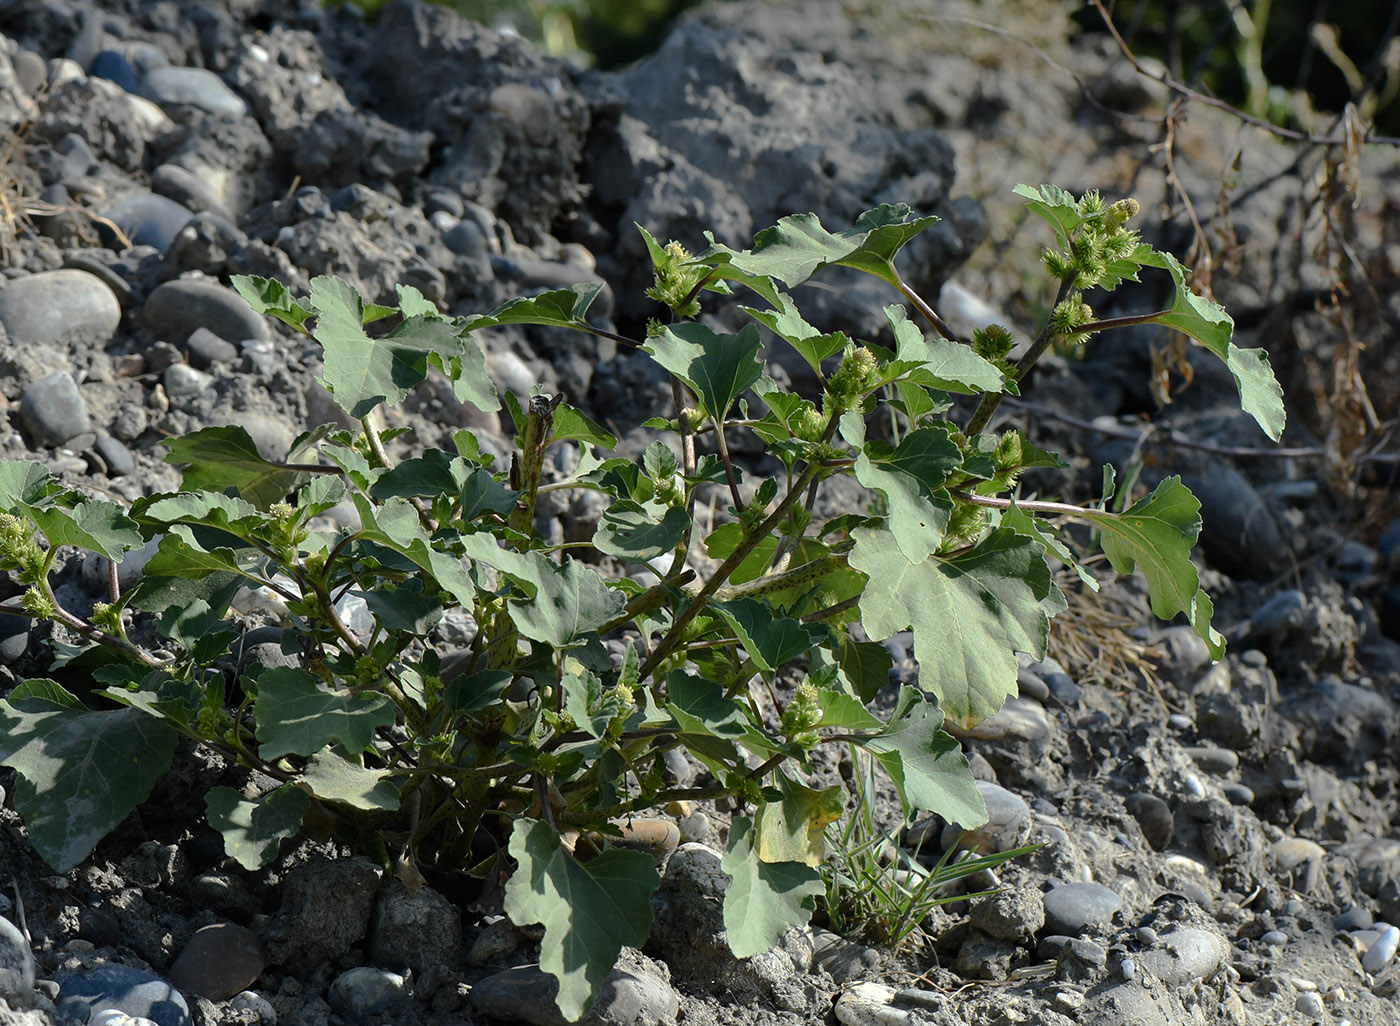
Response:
[0,1,1396,1025]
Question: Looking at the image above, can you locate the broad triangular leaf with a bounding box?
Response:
[253,667,396,760]
[755,772,844,866]
[504,818,658,1021]
[643,322,764,423]
[854,426,961,563]
[301,746,401,811]
[312,276,468,418]
[464,283,605,332]
[858,694,987,824]
[713,599,822,675]
[358,497,476,607]
[593,501,690,561]
[850,527,1051,729]
[1135,250,1285,441]
[721,816,822,958]
[700,205,939,289]
[161,426,302,509]
[742,294,849,377]
[230,274,313,333]
[0,685,179,871]
[667,671,749,739]
[1013,183,1095,250]
[887,306,1006,394]
[25,501,141,561]
[0,461,60,508]
[358,579,444,634]
[1080,476,1224,658]
[205,784,311,871]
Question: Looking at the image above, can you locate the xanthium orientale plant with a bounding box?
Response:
[0,185,1283,1020]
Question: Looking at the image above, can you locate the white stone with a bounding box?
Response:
[834,983,913,1026]
[1363,925,1399,973]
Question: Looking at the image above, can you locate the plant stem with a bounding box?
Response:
[712,415,744,511]
[893,270,962,343]
[965,276,1075,436]
[637,461,820,682]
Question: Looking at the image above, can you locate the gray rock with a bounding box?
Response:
[327,967,408,1025]
[143,66,247,117]
[1181,463,1288,579]
[969,887,1045,941]
[0,617,31,665]
[151,164,236,222]
[1025,657,1081,704]
[183,328,239,368]
[94,436,136,477]
[1296,990,1324,1019]
[1363,924,1399,973]
[1183,746,1239,774]
[941,781,1031,854]
[167,923,265,1001]
[163,364,214,398]
[1283,677,1398,762]
[262,856,382,975]
[0,914,34,1004]
[0,269,122,347]
[1334,906,1373,931]
[103,183,196,251]
[1041,882,1122,936]
[470,954,679,1026]
[20,371,91,447]
[467,918,524,966]
[1250,589,1307,637]
[1124,793,1174,851]
[1259,930,1288,946]
[1079,981,1173,1026]
[12,51,46,97]
[55,965,190,1026]
[369,881,462,974]
[809,928,880,984]
[77,908,121,948]
[950,696,1051,752]
[1136,928,1228,984]
[143,279,269,344]
[1154,625,1212,680]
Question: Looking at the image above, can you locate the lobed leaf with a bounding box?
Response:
[206,784,311,871]
[0,683,178,872]
[643,322,764,423]
[851,527,1051,729]
[858,694,987,824]
[253,667,397,760]
[504,818,658,1021]
[721,816,823,958]
[160,426,302,510]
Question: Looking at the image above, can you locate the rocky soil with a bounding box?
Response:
[0,1,1396,1025]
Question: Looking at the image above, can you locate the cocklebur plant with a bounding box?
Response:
[0,185,1283,1020]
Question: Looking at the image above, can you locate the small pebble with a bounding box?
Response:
[1362,924,1399,973]
[1334,907,1373,932]
[1221,783,1254,806]
[1260,930,1289,947]
[1167,713,1194,731]
[1182,775,1205,797]
[1136,927,1157,946]
[1295,991,1324,1018]
[1184,745,1239,774]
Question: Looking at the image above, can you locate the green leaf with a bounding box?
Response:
[837,638,893,703]
[704,522,778,586]
[886,306,1006,394]
[721,816,822,958]
[358,579,444,634]
[461,534,622,648]
[562,668,621,740]
[460,469,520,522]
[999,502,1097,591]
[549,402,617,449]
[816,688,882,730]
[464,283,605,332]
[301,747,401,811]
[26,501,141,561]
[854,426,961,563]
[254,667,397,760]
[742,294,848,377]
[712,599,821,675]
[369,450,468,500]
[396,282,439,319]
[160,426,302,509]
[0,461,60,508]
[359,497,476,607]
[1135,250,1284,440]
[1080,476,1223,658]
[858,693,987,824]
[443,669,514,712]
[643,322,764,423]
[230,274,313,334]
[755,773,845,866]
[205,784,310,871]
[312,276,469,418]
[850,527,1051,729]
[504,818,658,1021]
[666,670,748,739]
[593,501,690,561]
[0,684,179,872]
[700,204,939,290]
[1012,183,1095,250]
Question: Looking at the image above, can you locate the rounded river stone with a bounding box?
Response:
[0,269,121,346]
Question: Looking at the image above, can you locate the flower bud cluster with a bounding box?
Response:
[826,344,879,412]
[781,680,823,748]
[645,240,707,319]
[1040,189,1144,291]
